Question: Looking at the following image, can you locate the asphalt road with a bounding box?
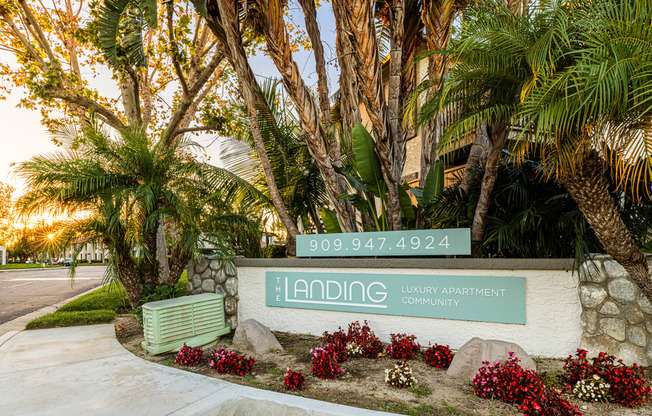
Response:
[0,266,106,324]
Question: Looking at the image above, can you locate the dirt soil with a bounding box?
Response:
[113,315,651,416]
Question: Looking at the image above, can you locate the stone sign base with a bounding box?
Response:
[187,257,239,329]
[578,255,652,365]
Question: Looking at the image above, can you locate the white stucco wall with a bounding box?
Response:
[237,265,582,358]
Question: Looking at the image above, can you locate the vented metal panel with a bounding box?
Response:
[141,293,230,354]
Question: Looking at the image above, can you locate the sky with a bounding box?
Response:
[0,1,339,199]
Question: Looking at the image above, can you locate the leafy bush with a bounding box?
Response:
[322,320,383,360]
[564,349,651,407]
[386,333,420,360]
[424,344,453,368]
[26,310,116,329]
[209,348,255,375]
[321,327,349,362]
[132,280,188,320]
[142,281,188,303]
[175,343,204,367]
[472,352,580,415]
[385,361,417,388]
[310,343,342,379]
[426,157,605,259]
[264,244,286,258]
[284,368,305,390]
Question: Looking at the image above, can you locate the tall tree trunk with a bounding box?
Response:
[164,243,190,287]
[141,226,160,287]
[333,0,402,230]
[116,247,142,308]
[333,1,362,136]
[562,151,652,303]
[117,69,142,126]
[470,120,509,256]
[156,220,170,283]
[388,0,406,231]
[209,0,300,254]
[298,0,332,134]
[459,122,491,196]
[255,0,357,233]
[299,0,358,230]
[419,0,456,188]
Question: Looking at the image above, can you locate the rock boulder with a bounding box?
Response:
[232,319,283,355]
[446,337,536,380]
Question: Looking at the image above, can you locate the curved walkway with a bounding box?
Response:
[0,325,390,416]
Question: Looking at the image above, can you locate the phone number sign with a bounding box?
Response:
[296,229,470,257]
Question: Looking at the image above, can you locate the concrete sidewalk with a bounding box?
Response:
[0,325,391,416]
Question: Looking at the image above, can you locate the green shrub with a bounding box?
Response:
[26,310,116,329]
[132,272,189,320]
[264,244,286,258]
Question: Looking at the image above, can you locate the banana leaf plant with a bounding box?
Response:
[411,160,445,207]
[323,124,416,232]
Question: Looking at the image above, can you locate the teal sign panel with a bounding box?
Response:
[266,271,526,324]
[296,229,470,257]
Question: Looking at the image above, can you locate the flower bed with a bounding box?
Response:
[115,314,651,416]
[564,349,652,407]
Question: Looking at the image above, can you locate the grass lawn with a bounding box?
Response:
[26,270,188,329]
[0,263,61,270]
[26,310,117,329]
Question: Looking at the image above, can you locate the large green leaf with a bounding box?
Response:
[339,193,372,213]
[320,209,342,233]
[189,0,207,18]
[422,161,445,205]
[99,0,156,68]
[398,185,416,220]
[351,123,386,197]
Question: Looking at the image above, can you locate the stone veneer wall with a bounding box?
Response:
[578,254,652,365]
[187,257,239,329]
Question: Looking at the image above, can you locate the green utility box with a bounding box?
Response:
[141,293,230,355]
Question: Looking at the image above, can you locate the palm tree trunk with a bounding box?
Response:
[298,0,332,134]
[561,151,652,303]
[209,0,300,255]
[388,0,406,231]
[333,0,402,230]
[333,1,362,134]
[256,0,357,233]
[470,120,509,256]
[163,244,190,287]
[419,0,456,188]
[298,0,358,229]
[156,220,170,283]
[116,249,142,308]
[459,122,491,196]
[141,226,160,287]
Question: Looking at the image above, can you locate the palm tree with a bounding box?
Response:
[418,0,652,301]
[226,80,330,234]
[204,0,302,254]
[14,122,262,307]
[517,0,652,301]
[412,0,566,254]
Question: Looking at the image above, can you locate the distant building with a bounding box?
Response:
[62,240,109,263]
[0,245,6,265]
